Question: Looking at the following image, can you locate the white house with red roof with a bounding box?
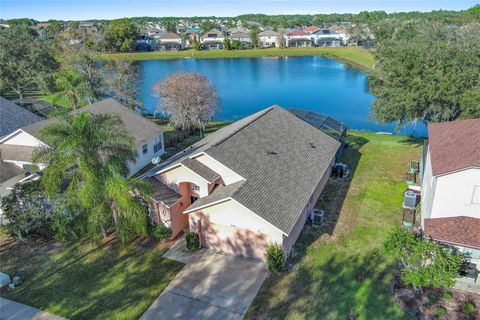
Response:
[284,30,312,48]
[420,118,480,284]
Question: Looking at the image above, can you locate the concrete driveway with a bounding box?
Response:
[0,298,65,320]
[140,239,268,320]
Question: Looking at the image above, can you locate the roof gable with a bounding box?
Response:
[428,118,480,176]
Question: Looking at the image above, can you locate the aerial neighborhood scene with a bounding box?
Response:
[0,0,480,319]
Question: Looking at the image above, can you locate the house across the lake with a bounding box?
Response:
[144,106,344,261]
[420,118,480,285]
[0,99,165,179]
[200,29,225,50]
[258,30,282,48]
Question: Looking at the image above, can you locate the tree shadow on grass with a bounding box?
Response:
[398,137,424,148]
[4,241,183,320]
[288,134,368,265]
[247,250,407,320]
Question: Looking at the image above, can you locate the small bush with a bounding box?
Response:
[152,224,171,239]
[185,232,200,251]
[442,291,453,300]
[266,243,284,272]
[435,306,446,317]
[428,292,438,303]
[463,302,476,315]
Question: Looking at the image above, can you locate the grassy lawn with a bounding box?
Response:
[99,47,375,70]
[246,131,423,320]
[0,233,183,320]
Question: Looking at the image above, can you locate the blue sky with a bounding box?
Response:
[0,0,477,20]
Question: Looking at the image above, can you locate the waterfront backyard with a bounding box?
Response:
[246,131,423,319]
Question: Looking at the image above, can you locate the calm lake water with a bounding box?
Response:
[139,56,427,137]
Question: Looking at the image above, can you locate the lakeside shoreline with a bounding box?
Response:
[99,47,375,72]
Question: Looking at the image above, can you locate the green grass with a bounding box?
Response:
[0,236,183,320]
[246,131,423,320]
[40,93,71,109]
[99,47,375,70]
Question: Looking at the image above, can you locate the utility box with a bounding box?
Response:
[403,190,417,209]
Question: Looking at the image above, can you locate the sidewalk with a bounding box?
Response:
[0,298,65,320]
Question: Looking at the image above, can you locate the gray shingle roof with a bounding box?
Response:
[181,158,220,183]
[0,97,42,138]
[149,106,340,235]
[258,30,281,37]
[0,144,37,162]
[185,180,245,212]
[147,177,182,207]
[21,99,164,145]
[0,161,25,183]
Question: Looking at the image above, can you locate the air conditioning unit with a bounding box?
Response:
[403,190,417,209]
[310,209,325,225]
[151,156,161,165]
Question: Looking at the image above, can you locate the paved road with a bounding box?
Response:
[140,239,268,320]
[0,298,65,320]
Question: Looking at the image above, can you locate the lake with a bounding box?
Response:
[139,56,427,137]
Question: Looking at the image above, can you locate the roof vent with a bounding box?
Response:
[309,142,316,148]
[267,151,277,155]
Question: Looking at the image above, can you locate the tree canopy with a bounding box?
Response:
[0,25,58,99]
[383,228,465,291]
[33,112,150,244]
[369,20,480,126]
[104,18,139,52]
[153,72,219,135]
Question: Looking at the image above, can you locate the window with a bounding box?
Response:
[191,183,200,192]
[153,135,163,153]
[142,144,148,154]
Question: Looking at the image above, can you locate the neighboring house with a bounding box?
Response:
[420,118,480,284]
[144,106,342,261]
[136,35,156,51]
[303,25,321,34]
[311,29,342,46]
[229,31,252,48]
[285,30,312,48]
[258,30,282,48]
[0,97,43,200]
[329,25,350,44]
[156,32,184,51]
[200,29,224,50]
[0,99,165,178]
[146,27,166,38]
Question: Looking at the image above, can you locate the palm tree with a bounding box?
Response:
[54,70,93,109]
[33,111,151,244]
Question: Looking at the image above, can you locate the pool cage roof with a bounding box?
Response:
[288,109,347,141]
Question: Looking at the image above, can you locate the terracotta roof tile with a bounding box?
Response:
[424,216,480,249]
[428,118,480,176]
[288,30,308,36]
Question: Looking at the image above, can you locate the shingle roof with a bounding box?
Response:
[181,158,220,183]
[185,180,245,212]
[287,30,307,36]
[0,97,42,138]
[159,32,181,40]
[204,107,340,234]
[0,144,37,162]
[428,118,480,176]
[0,161,25,183]
[258,30,281,37]
[424,216,480,249]
[230,32,250,39]
[147,177,182,207]
[21,99,164,145]
[303,26,320,33]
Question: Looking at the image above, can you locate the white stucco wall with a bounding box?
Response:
[421,148,435,224]
[258,35,282,47]
[192,153,244,185]
[430,168,480,219]
[1,130,45,147]
[158,165,210,197]
[128,134,164,176]
[189,199,284,245]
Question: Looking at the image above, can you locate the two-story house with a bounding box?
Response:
[420,118,480,284]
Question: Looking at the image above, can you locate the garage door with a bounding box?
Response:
[201,222,269,261]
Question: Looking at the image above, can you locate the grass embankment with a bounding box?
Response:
[246,131,423,320]
[0,234,183,320]
[100,47,375,71]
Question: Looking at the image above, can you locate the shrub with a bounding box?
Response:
[463,302,476,315]
[185,232,200,251]
[266,243,285,272]
[152,224,171,239]
[428,292,438,303]
[435,306,446,317]
[52,210,78,242]
[442,291,453,300]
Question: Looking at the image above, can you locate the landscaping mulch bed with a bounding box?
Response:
[393,274,480,319]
